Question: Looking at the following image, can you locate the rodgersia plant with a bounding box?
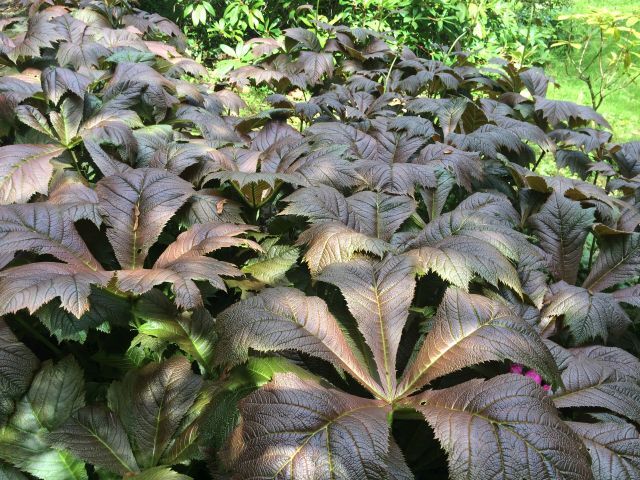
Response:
[0,1,639,479]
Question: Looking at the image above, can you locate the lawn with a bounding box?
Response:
[544,0,640,142]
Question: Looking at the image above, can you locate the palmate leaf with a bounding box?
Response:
[529,192,595,284]
[216,286,382,395]
[108,356,202,468]
[225,374,403,479]
[117,223,261,309]
[413,375,592,480]
[549,342,640,423]
[318,255,416,396]
[582,232,640,292]
[566,421,640,480]
[51,357,205,475]
[49,406,138,476]
[0,357,87,480]
[96,168,194,269]
[219,254,586,478]
[397,288,559,397]
[542,281,630,343]
[0,144,66,204]
[396,193,535,294]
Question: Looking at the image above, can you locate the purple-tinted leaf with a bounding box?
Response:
[216,287,382,394]
[529,192,595,284]
[96,168,194,269]
[414,375,592,480]
[225,374,397,479]
[318,255,415,396]
[398,288,558,396]
[566,421,640,480]
[0,144,66,204]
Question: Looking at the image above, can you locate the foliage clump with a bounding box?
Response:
[0,1,639,479]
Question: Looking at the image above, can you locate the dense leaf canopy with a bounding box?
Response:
[0,1,638,479]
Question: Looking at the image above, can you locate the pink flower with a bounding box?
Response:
[525,370,543,385]
[508,364,551,393]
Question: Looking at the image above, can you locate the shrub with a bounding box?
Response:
[147,0,566,66]
[0,1,639,479]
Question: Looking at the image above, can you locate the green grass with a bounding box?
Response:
[544,0,640,142]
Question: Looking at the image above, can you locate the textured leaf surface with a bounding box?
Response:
[0,263,110,318]
[567,421,640,480]
[398,288,559,396]
[297,222,389,275]
[49,406,138,476]
[96,168,193,269]
[0,204,101,270]
[529,192,595,284]
[0,319,39,420]
[109,356,202,468]
[0,358,87,480]
[542,282,630,343]
[226,374,398,479]
[0,144,65,204]
[216,287,381,395]
[583,233,640,292]
[414,375,592,480]
[551,343,640,422]
[318,256,415,396]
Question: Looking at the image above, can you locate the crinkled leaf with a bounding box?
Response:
[297,222,389,275]
[0,263,111,318]
[542,282,631,343]
[398,288,559,396]
[108,356,202,468]
[49,405,138,476]
[583,233,640,292]
[0,144,65,204]
[96,168,194,269]
[225,373,399,479]
[414,375,592,480]
[216,287,382,395]
[529,192,595,284]
[318,255,415,397]
[567,421,640,480]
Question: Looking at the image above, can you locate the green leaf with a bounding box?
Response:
[0,357,87,480]
[27,357,84,431]
[130,466,192,480]
[242,237,299,285]
[137,304,216,376]
[49,406,138,476]
[108,356,202,468]
[0,319,39,423]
